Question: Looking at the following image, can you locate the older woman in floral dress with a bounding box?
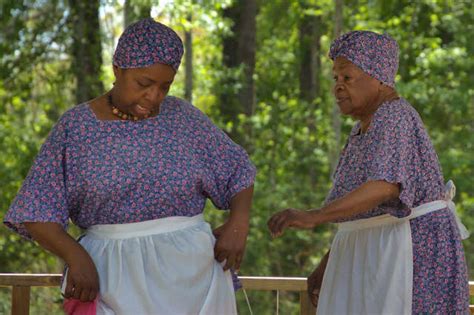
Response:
[268,31,470,314]
[4,18,255,314]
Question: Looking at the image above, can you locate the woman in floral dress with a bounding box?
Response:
[268,30,469,314]
[4,18,255,314]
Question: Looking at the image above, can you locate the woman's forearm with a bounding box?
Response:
[24,222,89,265]
[311,180,400,224]
[228,185,254,230]
[212,185,254,270]
[25,222,100,301]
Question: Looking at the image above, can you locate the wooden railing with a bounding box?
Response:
[239,276,316,314]
[0,274,473,314]
[0,274,61,315]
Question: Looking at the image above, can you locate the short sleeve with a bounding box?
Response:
[3,118,69,240]
[200,119,256,210]
[366,105,421,211]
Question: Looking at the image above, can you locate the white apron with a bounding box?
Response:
[316,181,469,315]
[63,214,237,315]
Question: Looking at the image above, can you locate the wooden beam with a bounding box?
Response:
[0,274,473,314]
[240,276,307,291]
[0,274,61,287]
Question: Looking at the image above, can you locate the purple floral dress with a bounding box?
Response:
[4,96,256,240]
[326,98,469,314]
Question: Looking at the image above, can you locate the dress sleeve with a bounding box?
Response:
[200,118,256,210]
[3,118,69,240]
[366,106,421,210]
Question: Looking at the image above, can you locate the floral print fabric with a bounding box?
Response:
[329,30,399,87]
[113,18,184,71]
[326,98,469,313]
[4,96,256,241]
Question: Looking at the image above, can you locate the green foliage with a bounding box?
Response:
[0,0,472,313]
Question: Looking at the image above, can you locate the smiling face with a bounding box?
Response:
[111,62,176,118]
[332,57,382,120]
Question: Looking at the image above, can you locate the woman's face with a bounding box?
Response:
[332,57,381,119]
[112,63,176,118]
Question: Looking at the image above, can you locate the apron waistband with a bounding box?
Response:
[337,180,470,239]
[337,200,447,232]
[86,214,205,239]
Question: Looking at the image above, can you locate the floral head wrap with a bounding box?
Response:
[113,18,184,71]
[329,30,399,87]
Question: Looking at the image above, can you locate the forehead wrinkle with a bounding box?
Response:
[334,57,355,69]
[134,65,175,83]
[137,75,156,83]
[138,75,174,86]
[333,62,357,74]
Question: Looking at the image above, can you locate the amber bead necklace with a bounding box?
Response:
[107,94,141,121]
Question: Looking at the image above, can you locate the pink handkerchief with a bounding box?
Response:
[63,297,98,315]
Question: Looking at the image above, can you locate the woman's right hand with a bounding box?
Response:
[307,250,330,307]
[24,222,100,302]
[64,249,100,302]
[267,208,317,237]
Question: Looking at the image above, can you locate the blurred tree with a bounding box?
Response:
[184,12,193,102]
[220,0,257,145]
[298,1,323,188]
[124,0,152,27]
[69,0,104,103]
[330,0,343,175]
[0,1,74,313]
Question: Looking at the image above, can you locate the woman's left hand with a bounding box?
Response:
[213,221,249,271]
[267,209,316,238]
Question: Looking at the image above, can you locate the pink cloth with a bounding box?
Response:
[63,297,98,315]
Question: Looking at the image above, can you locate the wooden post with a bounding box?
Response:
[299,291,316,315]
[11,286,30,315]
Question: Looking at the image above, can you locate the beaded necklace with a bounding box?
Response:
[107,94,141,121]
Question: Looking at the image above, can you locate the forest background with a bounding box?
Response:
[0,0,472,313]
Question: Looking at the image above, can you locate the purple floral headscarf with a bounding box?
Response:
[329,31,399,87]
[113,18,184,71]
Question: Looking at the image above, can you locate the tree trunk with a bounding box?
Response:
[69,0,104,104]
[124,0,152,28]
[299,7,322,189]
[220,0,257,146]
[184,13,193,103]
[237,0,257,118]
[299,14,321,104]
[330,0,343,176]
[334,0,343,37]
[221,4,241,125]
